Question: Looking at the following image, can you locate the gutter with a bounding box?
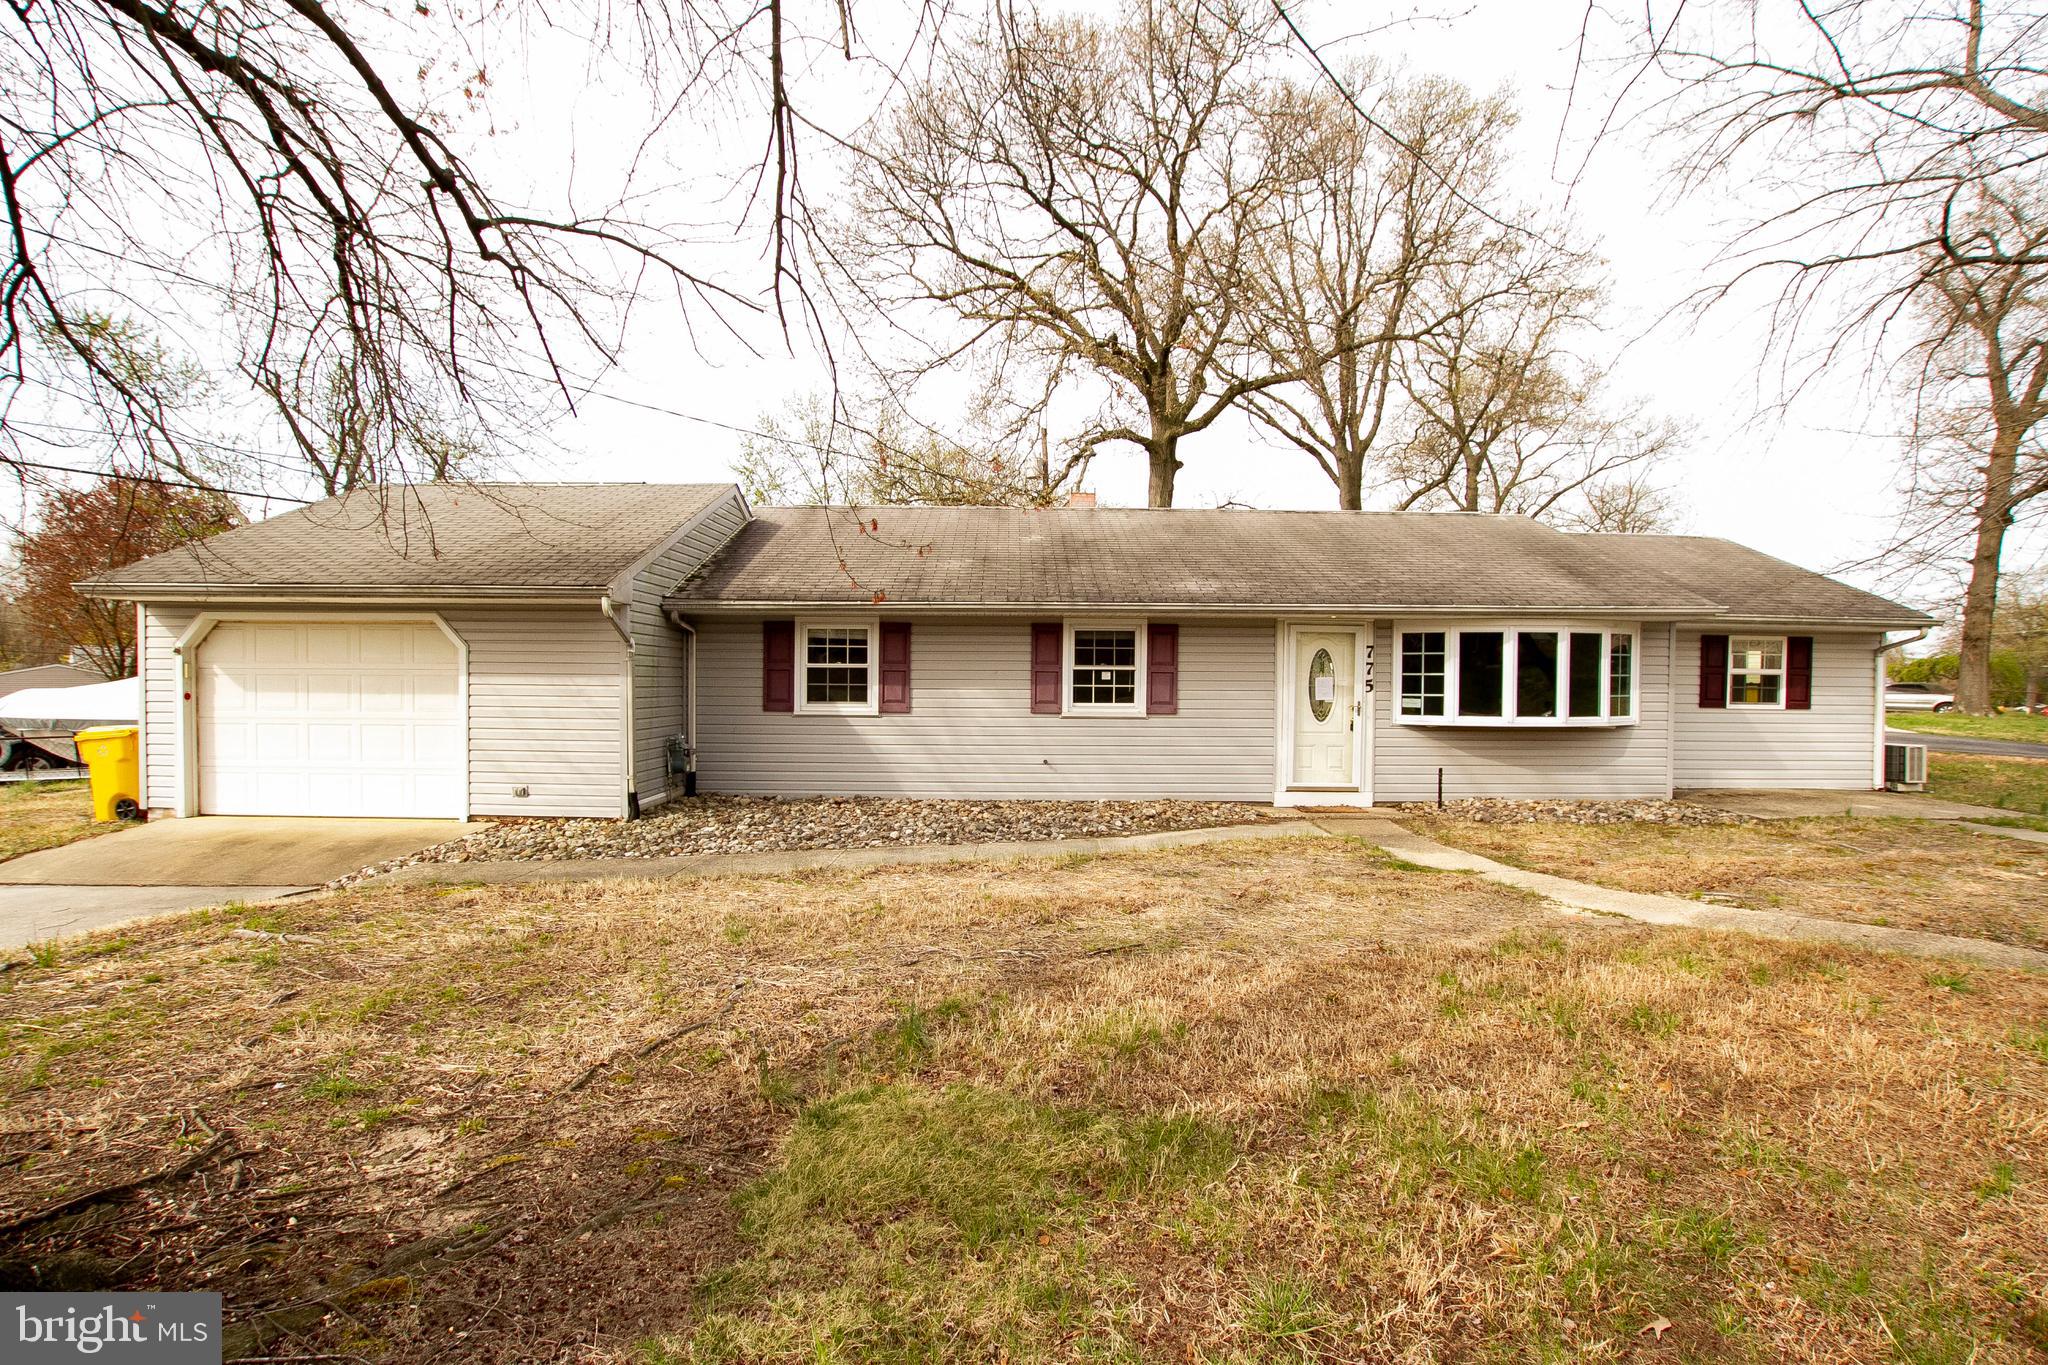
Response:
[600,593,637,818]
[1871,628,1932,791]
[665,607,699,797]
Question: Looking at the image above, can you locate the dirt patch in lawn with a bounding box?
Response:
[1405,812,2048,947]
[3,836,2045,1363]
[0,780,111,863]
[350,796,1266,880]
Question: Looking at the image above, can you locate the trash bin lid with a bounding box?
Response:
[74,725,139,741]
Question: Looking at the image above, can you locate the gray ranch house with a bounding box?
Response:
[83,482,1934,820]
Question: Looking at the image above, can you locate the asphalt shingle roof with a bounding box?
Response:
[84,483,732,596]
[667,505,1861,618]
[1575,533,1935,627]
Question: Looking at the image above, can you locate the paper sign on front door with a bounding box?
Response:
[1312,676,1335,702]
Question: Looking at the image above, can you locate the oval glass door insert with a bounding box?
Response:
[1308,648,1335,722]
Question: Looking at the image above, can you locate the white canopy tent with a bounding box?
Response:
[0,677,139,732]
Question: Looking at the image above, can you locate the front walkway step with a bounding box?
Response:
[1315,815,2048,973]
[366,819,1323,888]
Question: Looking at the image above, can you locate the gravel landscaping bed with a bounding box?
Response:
[1390,797,1750,827]
[344,796,1267,881]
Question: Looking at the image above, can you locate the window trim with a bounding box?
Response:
[1726,634,1788,710]
[794,616,881,716]
[1393,621,1639,728]
[1062,618,1147,717]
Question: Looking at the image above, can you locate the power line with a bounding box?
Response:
[0,457,312,503]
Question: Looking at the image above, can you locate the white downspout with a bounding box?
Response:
[600,593,637,818]
[1873,628,1930,790]
[665,606,698,796]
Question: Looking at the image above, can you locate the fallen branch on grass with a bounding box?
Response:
[0,1132,236,1237]
[561,979,750,1095]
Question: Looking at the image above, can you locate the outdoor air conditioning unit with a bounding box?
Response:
[1884,741,1928,792]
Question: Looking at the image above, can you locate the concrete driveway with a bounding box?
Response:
[0,816,468,950]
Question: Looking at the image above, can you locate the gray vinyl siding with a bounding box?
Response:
[691,616,1276,799]
[1673,626,1880,790]
[136,602,626,818]
[1369,621,1674,802]
[627,491,750,808]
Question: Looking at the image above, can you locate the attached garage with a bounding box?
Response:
[194,619,464,818]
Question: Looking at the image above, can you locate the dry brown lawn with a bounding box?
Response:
[1,836,2044,1363]
[1404,814,2048,948]
[0,779,108,862]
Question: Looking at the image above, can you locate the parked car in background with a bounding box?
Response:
[1884,682,1956,712]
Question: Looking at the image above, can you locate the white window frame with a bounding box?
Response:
[1392,621,1639,728]
[1062,618,1147,717]
[795,616,881,716]
[1726,634,1788,710]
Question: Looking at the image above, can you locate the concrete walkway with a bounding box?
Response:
[1679,787,2015,821]
[1315,814,2048,972]
[0,886,308,952]
[368,818,1322,888]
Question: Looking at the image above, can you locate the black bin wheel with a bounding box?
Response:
[113,797,141,821]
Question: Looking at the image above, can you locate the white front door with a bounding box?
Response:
[1291,630,1357,789]
[195,620,464,817]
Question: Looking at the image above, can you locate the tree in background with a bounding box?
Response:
[1619,2,2048,704]
[1239,77,1516,510]
[845,0,1340,507]
[1993,570,2048,710]
[1386,236,1681,523]
[733,394,1068,507]
[12,480,238,678]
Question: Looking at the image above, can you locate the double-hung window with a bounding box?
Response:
[796,619,878,714]
[1065,621,1144,715]
[1727,636,1785,707]
[1396,623,1637,726]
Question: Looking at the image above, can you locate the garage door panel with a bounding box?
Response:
[198,621,463,818]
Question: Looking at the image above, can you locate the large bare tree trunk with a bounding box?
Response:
[1147,439,1183,508]
[1336,458,1364,511]
[1957,429,2019,714]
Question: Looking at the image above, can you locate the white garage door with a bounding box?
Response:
[197,621,464,817]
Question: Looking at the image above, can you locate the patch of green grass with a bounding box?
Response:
[1890,711,2048,744]
[0,779,109,863]
[1976,1161,2017,1200]
[2011,1024,2048,1063]
[681,1082,1234,1360]
[1242,1274,1329,1347]
[1926,754,2048,816]
[301,1063,372,1102]
[878,995,969,1064]
[25,941,58,969]
[1925,969,1975,994]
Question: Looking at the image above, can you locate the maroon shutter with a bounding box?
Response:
[762,620,795,712]
[1786,635,1813,710]
[1698,634,1728,709]
[1147,623,1179,715]
[879,621,912,714]
[1030,623,1062,714]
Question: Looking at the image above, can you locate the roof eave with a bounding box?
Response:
[661,598,1725,618]
[77,582,606,604]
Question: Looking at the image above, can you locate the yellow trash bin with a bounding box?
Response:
[74,725,141,823]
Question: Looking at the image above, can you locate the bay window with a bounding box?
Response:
[1396,623,1637,726]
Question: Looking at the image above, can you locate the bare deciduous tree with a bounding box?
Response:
[1240,76,1519,510]
[1386,234,1680,523]
[1,0,884,494]
[844,0,1334,507]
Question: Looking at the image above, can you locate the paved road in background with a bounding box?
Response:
[1887,729,2048,759]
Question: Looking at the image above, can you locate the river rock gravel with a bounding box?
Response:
[1392,797,1749,827]
[345,796,1268,882]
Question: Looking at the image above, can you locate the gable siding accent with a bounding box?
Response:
[1672,627,1878,790]
[692,616,1274,799]
[627,490,750,808]
[137,603,625,818]
[1369,621,1674,802]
